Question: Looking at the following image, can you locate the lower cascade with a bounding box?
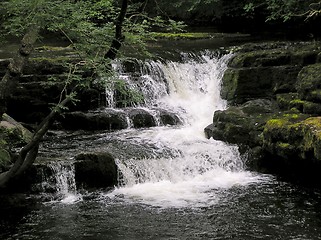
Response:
[103,51,268,208]
[43,161,82,204]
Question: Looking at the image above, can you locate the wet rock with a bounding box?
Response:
[7,81,105,124]
[128,108,156,128]
[207,99,276,151]
[74,152,118,189]
[58,110,128,131]
[157,109,182,126]
[3,54,106,124]
[1,159,61,194]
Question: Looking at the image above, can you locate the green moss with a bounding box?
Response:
[149,32,214,40]
[277,142,291,149]
[283,113,300,119]
[265,118,289,128]
[289,99,305,105]
[303,117,321,133]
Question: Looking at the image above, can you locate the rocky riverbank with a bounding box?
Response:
[206,41,321,186]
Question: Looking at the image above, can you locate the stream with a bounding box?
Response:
[1,45,321,239]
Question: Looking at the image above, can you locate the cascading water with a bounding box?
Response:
[3,50,321,240]
[43,161,82,204]
[105,51,267,208]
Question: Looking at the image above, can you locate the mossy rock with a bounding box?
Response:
[263,115,321,161]
[230,42,320,68]
[276,93,300,110]
[221,67,274,104]
[221,65,299,104]
[229,49,290,68]
[296,63,321,101]
[0,114,32,147]
[209,100,278,149]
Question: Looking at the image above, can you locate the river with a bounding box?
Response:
[1,43,321,239]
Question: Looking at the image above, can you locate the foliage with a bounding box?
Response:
[139,0,222,23]
[113,79,144,107]
[0,0,175,105]
[244,0,321,22]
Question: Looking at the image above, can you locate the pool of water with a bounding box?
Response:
[1,179,321,240]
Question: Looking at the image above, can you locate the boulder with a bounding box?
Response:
[258,116,321,184]
[0,114,32,146]
[157,109,182,126]
[0,114,33,172]
[263,116,321,161]
[128,108,156,128]
[74,152,118,189]
[296,63,321,102]
[206,99,278,152]
[58,110,128,131]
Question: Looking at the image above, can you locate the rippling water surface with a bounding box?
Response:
[2,181,321,240]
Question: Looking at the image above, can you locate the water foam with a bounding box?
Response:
[105,51,270,208]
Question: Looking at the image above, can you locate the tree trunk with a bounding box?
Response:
[104,0,128,60]
[0,97,72,188]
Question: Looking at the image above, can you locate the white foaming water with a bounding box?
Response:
[106,52,269,208]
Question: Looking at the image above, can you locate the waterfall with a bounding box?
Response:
[42,161,82,204]
[105,51,267,208]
